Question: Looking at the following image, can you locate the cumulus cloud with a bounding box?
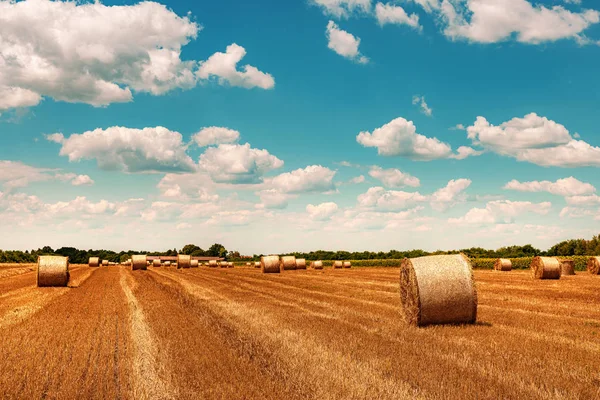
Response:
[312,0,372,18]
[48,126,196,173]
[449,200,552,225]
[565,195,600,206]
[412,95,432,116]
[375,3,421,29]
[368,166,420,188]
[357,186,428,211]
[268,165,336,193]
[56,173,95,186]
[466,113,600,167]
[326,21,369,64]
[349,175,366,184]
[0,160,94,189]
[504,177,596,197]
[430,178,471,211]
[449,146,483,160]
[256,189,294,209]
[192,127,240,147]
[157,172,217,200]
[199,143,283,184]
[197,44,275,89]
[306,202,339,220]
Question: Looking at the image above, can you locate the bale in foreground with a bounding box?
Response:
[152,259,161,267]
[531,256,561,280]
[131,255,147,271]
[89,257,99,268]
[587,257,600,275]
[494,258,512,271]
[296,258,307,270]
[281,256,296,270]
[332,261,342,269]
[399,254,477,327]
[311,260,323,270]
[560,259,575,276]
[178,254,191,269]
[343,261,351,268]
[261,255,281,273]
[38,256,70,287]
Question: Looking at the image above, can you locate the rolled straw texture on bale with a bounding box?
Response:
[209,260,218,268]
[281,256,297,270]
[296,259,307,270]
[332,261,343,269]
[102,260,108,266]
[531,256,561,280]
[178,254,191,269]
[343,261,351,268]
[89,257,99,268]
[164,261,171,267]
[494,258,512,271]
[131,255,147,271]
[38,256,70,287]
[311,260,323,270]
[399,254,477,327]
[228,262,234,268]
[190,259,199,268]
[587,257,600,275]
[254,262,261,268]
[560,259,575,276]
[153,259,161,267]
[261,255,281,274]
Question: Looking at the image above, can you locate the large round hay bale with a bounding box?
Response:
[494,258,512,271]
[343,261,351,268]
[178,254,191,269]
[102,260,108,266]
[311,260,323,270]
[254,261,261,268]
[208,260,218,268]
[261,255,281,273]
[559,259,575,276]
[296,259,307,270]
[587,256,600,275]
[531,256,561,280]
[191,259,199,268]
[152,259,161,267]
[89,257,100,268]
[332,261,342,269]
[399,254,477,327]
[131,255,147,271]
[281,256,296,270]
[38,256,70,287]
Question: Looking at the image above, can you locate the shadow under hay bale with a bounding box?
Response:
[587,257,600,275]
[131,255,147,271]
[261,255,280,274]
[560,259,575,276]
[38,256,70,287]
[531,256,561,280]
[399,254,477,327]
[89,257,99,268]
[494,258,512,271]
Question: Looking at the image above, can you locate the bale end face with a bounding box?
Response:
[38,256,70,287]
[190,259,199,268]
[152,259,161,268]
[254,261,261,268]
[343,261,351,268]
[587,257,600,275]
[531,256,561,280]
[261,255,281,273]
[560,259,575,276]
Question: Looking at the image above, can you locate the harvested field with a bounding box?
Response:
[0,264,599,399]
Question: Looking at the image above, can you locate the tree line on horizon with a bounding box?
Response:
[2,235,600,264]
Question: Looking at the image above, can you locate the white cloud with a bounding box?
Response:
[504,177,596,197]
[256,189,294,209]
[356,117,453,160]
[375,3,421,29]
[192,127,240,147]
[0,160,95,189]
[440,0,599,44]
[199,143,283,184]
[312,0,372,18]
[207,209,269,226]
[451,123,466,131]
[269,165,336,193]
[565,194,600,206]
[430,178,471,211]
[349,175,366,184]
[412,95,432,116]
[176,222,192,230]
[306,202,339,220]
[559,206,599,219]
[357,186,428,211]
[449,146,483,160]
[326,21,369,64]
[157,171,216,200]
[48,126,196,173]
[466,113,600,167]
[449,200,552,225]
[368,166,420,188]
[412,0,441,13]
[197,44,275,89]
[56,173,95,186]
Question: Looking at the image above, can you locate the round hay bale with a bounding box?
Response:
[261,255,281,274]
[152,259,161,267]
[343,261,351,268]
[494,258,512,271]
[399,254,477,327]
[131,255,147,271]
[228,262,234,268]
[311,260,323,270]
[208,260,218,268]
[254,261,261,268]
[281,256,296,271]
[102,260,108,266]
[191,259,199,268]
[246,262,251,266]
[37,256,70,287]
[560,259,575,276]
[332,261,343,269]
[296,259,307,270]
[178,254,191,269]
[89,257,100,268]
[531,256,561,280]
[587,256,600,275]
[164,261,171,267]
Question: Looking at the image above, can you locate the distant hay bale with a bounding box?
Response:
[332,261,343,269]
[343,261,351,268]
[281,256,296,270]
[131,255,147,271]
[531,256,561,280]
[311,260,323,270]
[89,257,100,268]
[587,257,600,275]
[219,261,227,268]
[296,259,307,270]
[178,254,191,269]
[228,262,234,268]
[399,254,477,327]
[261,255,281,274]
[246,262,251,266]
[191,259,199,268]
[254,262,261,268]
[209,260,218,268]
[560,259,575,275]
[102,260,108,266]
[37,256,70,287]
[494,258,512,272]
[153,259,161,267]
[164,261,171,267]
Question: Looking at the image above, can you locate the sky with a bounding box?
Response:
[1,0,600,254]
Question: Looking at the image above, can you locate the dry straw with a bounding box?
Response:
[178,254,191,269]
[228,262,234,268]
[164,261,171,267]
[531,256,561,280]
[246,262,251,267]
[494,258,512,272]
[332,261,343,269]
[191,259,199,268]
[311,260,323,270]
[281,256,296,270]
[89,257,100,268]
[254,261,261,268]
[131,255,147,271]
[560,259,575,276]
[296,259,307,270]
[209,260,218,268]
[399,254,477,327]
[153,259,161,267]
[261,255,281,273]
[102,260,108,266]
[343,261,351,268]
[587,256,600,275]
[38,256,70,287]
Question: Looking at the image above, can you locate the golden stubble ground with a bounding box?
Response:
[0,265,599,399]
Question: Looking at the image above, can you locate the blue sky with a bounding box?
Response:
[1,0,600,253]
